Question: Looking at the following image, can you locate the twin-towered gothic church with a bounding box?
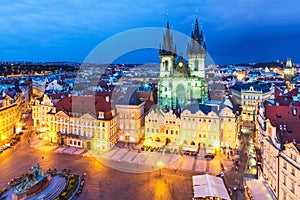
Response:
[158,19,208,110]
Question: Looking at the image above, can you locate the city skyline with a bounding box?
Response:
[1,0,300,64]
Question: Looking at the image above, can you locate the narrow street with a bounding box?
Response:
[223,121,256,200]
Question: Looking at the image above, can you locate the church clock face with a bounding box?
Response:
[178,61,184,67]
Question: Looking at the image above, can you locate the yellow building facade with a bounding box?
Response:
[116,102,145,143]
[230,83,271,121]
[279,142,300,200]
[0,94,22,142]
[32,94,55,129]
[144,104,240,151]
[145,110,180,145]
[42,96,118,152]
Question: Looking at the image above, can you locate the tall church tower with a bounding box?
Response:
[158,20,208,111]
[187,19,207,78]
[284,58,295,81]
[159,21,176,78]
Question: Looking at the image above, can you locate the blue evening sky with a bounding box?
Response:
[1,0,300,64]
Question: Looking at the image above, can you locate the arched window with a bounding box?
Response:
[194,60,199,71]
[165,60,169,71]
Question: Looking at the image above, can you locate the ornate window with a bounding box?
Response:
[165,61,169,71]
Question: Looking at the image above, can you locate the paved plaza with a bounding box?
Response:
[0,129,236,200]
[94,146,233,174]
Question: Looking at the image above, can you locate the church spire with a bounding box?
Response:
[187,18,206,55]
[194,19,199,41]
[286,58,292,68]
[159,21,176,56]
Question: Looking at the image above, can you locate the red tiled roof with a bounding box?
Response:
[137,92,151,99]
[144,99,155,113]
[273,86,300,106]
[48,93,67,100]
[56,96,113,120]
[265,101,300,143]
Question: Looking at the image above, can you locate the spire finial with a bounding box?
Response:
[195,8,199,20]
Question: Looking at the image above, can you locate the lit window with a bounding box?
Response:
[291,181,295,193]
[291,168,295,176]
[283,175,286,185]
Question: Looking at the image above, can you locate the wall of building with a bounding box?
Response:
[0,94,22,142]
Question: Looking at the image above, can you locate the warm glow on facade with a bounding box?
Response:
[0,94,22,142]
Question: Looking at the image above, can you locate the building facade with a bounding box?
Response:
[145,103,240,151]
[256,95,300,199]
[0,93,22,142]
[116,101,145,143]
[45,96,118,152]
[158,20,208,110]
[278,142,300,200]
[283,58,295,82]
[145,110,180,145]
[230,82,271,120]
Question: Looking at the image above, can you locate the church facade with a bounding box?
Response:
[158,19,208,110]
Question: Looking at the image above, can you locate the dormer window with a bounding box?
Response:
[98,112,104,119]
[292,108,297,116]
[111,109,115,117]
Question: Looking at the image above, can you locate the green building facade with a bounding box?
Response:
[158,19,208,110]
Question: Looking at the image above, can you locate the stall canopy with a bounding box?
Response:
[192,174,230,200]
[245,180,276,200]
[143,141,164,148]
[182,145,198,152]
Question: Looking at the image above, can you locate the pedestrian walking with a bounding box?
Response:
[42,154,44,160]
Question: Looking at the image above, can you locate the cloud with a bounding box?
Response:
[1,0,300,62]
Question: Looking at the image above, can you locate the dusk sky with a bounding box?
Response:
[1,0,300,64]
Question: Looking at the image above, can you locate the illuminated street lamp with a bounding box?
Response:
[1,135,7,141]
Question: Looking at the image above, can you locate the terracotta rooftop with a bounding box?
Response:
[265,101,300,143]
[56,96,113,120]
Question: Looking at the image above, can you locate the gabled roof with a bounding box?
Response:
[56,96,113,120]
[230,82,270,93]
[264,101,300,144]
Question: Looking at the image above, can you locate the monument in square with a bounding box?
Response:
[12,163,51,200]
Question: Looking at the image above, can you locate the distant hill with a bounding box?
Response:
[232,61,285,68]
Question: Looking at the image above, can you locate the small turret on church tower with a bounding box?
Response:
[159,21,176,77]
[187,19,207,78]
[284,58,295,81]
